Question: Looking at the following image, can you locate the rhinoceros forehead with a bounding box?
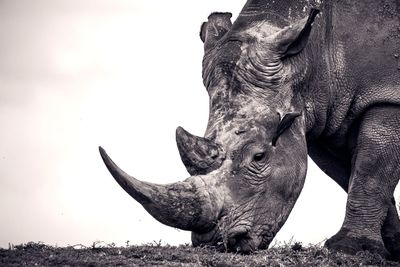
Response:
[207,115,276,150]
[209,92,271,121]
[206,94,277,145]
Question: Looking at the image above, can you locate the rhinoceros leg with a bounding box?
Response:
[381,198,400,261]
[325,105,400,259]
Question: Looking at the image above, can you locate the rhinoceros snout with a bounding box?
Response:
[226,231,258,254]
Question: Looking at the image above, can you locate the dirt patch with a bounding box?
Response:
[1,242,399,266]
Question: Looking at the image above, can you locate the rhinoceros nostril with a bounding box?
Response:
[227,231,254,254]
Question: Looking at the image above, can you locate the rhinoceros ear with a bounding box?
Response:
[270,8,319,58]
[272,112,301,146]
[200,12,233,51]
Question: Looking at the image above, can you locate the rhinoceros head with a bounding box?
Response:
[100,9,319,253]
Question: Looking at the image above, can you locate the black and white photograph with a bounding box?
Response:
[1,0,400,265]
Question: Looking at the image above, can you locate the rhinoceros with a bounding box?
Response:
[99,0,400,260]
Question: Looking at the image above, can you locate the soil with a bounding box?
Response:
[1,242,399,267]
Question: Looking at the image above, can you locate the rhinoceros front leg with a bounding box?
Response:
[382,198,400,261]
[325,105,400,259]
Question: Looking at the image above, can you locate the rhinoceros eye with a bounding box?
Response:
[248,150,269,176]
[253,152,266,162]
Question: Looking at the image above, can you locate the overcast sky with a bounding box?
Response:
[0,0,398,248]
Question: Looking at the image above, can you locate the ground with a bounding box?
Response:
[1,242,399,267]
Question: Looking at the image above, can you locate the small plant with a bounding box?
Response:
[152,239,163,247]
[291,242,303,252]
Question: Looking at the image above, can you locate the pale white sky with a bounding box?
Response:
[0,0,398,248]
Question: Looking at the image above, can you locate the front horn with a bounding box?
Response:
[176,127,225,175]
[99,147,216,232]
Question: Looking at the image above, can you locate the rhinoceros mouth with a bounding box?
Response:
[191,224,224,249]
[224,229,274,253]
[191,215,275,253]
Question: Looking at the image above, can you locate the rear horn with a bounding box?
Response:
[176,127,225,175]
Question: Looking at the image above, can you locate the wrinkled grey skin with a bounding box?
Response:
[100,0,400,260]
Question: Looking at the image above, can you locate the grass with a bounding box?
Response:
[1,241,399,267]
